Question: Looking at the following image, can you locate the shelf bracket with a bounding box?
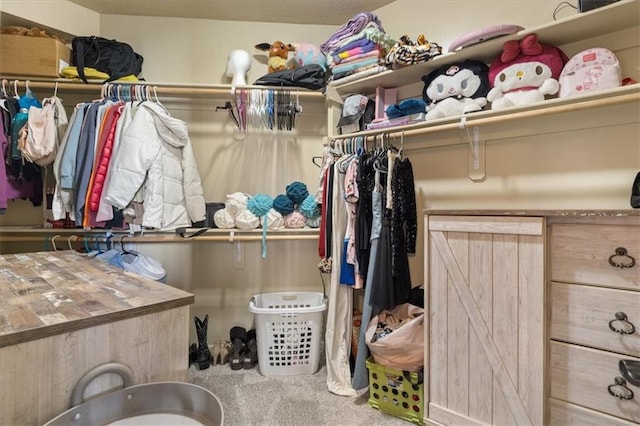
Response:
[459,117,486,182]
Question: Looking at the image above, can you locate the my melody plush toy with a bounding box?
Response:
[421,60,491,120]
[487,33,568,110]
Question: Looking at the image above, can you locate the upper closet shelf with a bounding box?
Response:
[332,84,639,139]
[1,78,326,100]
[327,0,640,98]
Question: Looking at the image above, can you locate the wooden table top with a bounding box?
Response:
[0,251,194,347]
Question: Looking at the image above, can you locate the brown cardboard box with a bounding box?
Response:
[0,34,71,78]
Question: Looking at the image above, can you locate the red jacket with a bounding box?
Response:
[88,103,124,212]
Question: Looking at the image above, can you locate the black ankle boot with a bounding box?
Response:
[243,328,258,369]
[194,315,211,370]
[189,343,198,367]
[229,326,247,370]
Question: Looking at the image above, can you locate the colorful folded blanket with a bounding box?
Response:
[329,64,388,84]
[331,57,381,75]
[330,49,381,68]
[333,42,377,63]
[320,12,384,53]
[334,38,375,55]
[328,24,396,57]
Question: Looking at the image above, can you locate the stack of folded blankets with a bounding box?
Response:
[320,12,396,85]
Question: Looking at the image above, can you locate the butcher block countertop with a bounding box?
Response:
[0,251,194,348]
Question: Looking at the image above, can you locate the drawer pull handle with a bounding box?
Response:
[608,247,636,269]
[619,360,640,387]
[608,376,634,400]
[609,312,636,335]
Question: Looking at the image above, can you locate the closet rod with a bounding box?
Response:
[0,235,318,243]
[5,79,325,99]
[335,91,640,140]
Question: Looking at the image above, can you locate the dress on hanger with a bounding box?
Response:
[352,163,384,390]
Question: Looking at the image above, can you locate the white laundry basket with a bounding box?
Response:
[248,292,327,376]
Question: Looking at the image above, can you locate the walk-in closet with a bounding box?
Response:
[1,0,639,425]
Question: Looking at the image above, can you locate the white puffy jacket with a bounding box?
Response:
[104,102,205,230]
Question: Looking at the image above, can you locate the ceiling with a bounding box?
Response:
[66,0,396,25]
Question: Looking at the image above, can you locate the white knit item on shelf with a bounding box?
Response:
[225,192,250,215]
[235,209,260,230]
[265,209,284,230]
[213,208,236,229]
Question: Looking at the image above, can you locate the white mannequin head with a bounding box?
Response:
[226,49,251,86]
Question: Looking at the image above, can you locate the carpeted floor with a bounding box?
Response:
[188,359,417,426]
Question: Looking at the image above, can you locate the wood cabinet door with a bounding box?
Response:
[426,215,545,426]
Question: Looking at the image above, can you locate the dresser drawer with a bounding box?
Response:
[550,341,640,423]
[550,224,640,291]
[550,282,640,356]
[549,398,637,426]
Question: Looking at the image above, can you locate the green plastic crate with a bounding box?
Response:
[366,357,424,425]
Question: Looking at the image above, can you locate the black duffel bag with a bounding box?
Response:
[71,36,143,83]
[254,64,326,90]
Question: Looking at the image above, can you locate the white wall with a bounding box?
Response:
[99,14,334,85]
[0,0,99,37]
[375,0,576,52]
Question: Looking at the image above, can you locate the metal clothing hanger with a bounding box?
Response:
[119,235,137,256]
[151,85,169,113]
[0,79,8,111]
[51,235,61,251]
[67,235,78,251]
[373,134,389,174]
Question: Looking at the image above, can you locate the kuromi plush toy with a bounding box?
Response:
[487,33,568,110]
[421,60,491,120]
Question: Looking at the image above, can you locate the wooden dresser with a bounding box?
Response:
[548,215,640,425]
[424,211,640,426]
[0,251,195,426]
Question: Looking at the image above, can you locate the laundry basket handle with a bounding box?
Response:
[70,363,134,407]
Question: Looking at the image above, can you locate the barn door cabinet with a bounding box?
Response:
[424,211,640,426]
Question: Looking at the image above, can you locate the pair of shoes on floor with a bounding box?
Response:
[208,339,232,365]
[229,326,258,370]
[189,315,211,370]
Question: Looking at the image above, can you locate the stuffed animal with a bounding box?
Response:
[386,34,442,69]
[0,25,64,42]
[255,41,295,73]
[421,60,491,120]
[290,43,327,71]
[487,33,568,110]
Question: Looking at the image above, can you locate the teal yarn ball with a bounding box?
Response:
[272,194,295,216]
[248,193,274,259]
[247,193,273,217]
[299,194,319,219]
[285,181,309,205]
